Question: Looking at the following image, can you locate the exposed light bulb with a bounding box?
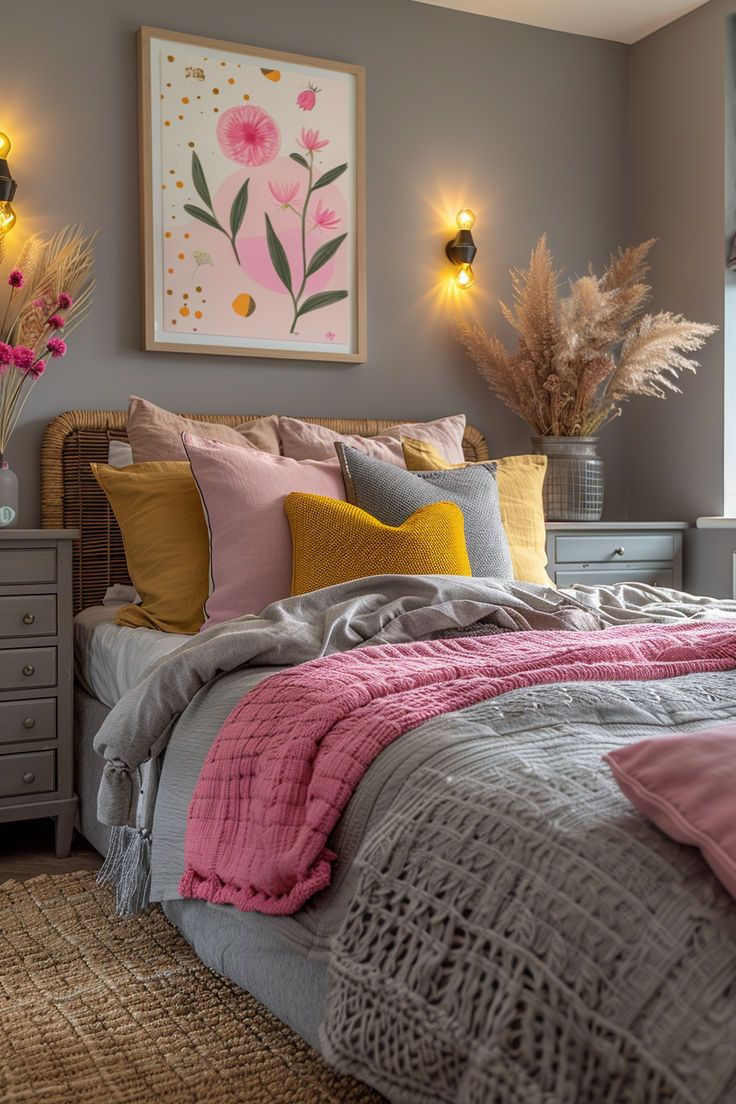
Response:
[455,263,474,289]
[0,202,16,234]
[456,208,476,231]
[0,133,10,160]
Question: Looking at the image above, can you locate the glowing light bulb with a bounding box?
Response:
[455,263,475,290]
[0,202,16,234]
[456,208,476,231]
[0,133,10,160]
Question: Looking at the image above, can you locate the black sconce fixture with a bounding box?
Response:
[446,208,476,289]
[0,133,17,235]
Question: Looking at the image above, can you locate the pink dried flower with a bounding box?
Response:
[297,83,320,111]
[297,127,329,152]
[47,314,65,330]
[268,180,300,209]
[12,346,35,371]
[58,292,73,309]
[7,269,24,288]
[47,337,67,358]
[33,297,48,309]
[27,358,46,380]
[311,199,340,232]
[216,105,280,166]
[0,341,13,365]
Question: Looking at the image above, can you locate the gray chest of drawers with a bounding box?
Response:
[545,522,687,589]
[0,529,79,856]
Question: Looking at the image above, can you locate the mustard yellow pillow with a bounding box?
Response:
[284,494,472,596]
[401,438,552,587]
[91,461,209,633]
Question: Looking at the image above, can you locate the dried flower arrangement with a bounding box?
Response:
[456,236,716,437]
[0,225,95,457]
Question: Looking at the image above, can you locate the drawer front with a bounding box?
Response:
[556,568,674,589]
[0,547,56,585]
[0,595,56,639]
[0,647,56,691]
[554,534,674,565]
[0,749,55,797]
[0,698,56,745]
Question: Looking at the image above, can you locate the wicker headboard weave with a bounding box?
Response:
[41,410,489,614]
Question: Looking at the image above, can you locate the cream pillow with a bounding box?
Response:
[126,396,281,462]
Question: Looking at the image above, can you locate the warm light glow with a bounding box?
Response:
[455,263,474,290]
[456,208,476,231]
[0,202,16,235]
[0,133,10,160]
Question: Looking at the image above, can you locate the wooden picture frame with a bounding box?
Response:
[138,26,366,362]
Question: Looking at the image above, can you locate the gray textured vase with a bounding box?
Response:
[0,461,18,528]
[531,436,603,522]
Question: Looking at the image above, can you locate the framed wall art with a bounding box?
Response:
[138,26,366,361]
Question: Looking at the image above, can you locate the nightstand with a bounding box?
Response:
[0,529,79,857]
[545,522,687,589]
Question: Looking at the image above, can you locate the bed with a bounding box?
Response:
[43,409,736,1104]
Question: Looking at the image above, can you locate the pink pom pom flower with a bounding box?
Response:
[58,293,73,309]
[12,346,35,372]
[47,315,65,330]
[8,269,24,289]
[27,358,46,381]
[0,341,13,365]
[47,337,67,358]
[216,105,280,166]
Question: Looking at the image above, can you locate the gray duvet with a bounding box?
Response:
[91,576,736,1103]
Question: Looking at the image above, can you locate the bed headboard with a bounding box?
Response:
[41,409,490,614]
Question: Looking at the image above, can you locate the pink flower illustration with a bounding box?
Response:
[311,199,340,233]
[7,269,23,288]
[27,358,45,380]
[12,346,34,372]
[47,337,67,358]
[297,83,320,111]
[58,292,73,309]
[47,314,65,330]
[268,180,300,210]
[297,128,329,152]
[217,105,280,166]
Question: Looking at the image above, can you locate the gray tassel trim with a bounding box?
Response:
[97,826,152,917]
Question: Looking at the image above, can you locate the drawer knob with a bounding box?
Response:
[22,772,35,784]
[23,717,35,729]
[22,664,35,677]
[614,546,625,556]
[22,613,35,625]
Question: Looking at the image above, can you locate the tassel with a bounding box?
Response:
[97,825,152,917]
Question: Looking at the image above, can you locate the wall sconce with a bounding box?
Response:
[446,208,476,289]
[0,133,17,235]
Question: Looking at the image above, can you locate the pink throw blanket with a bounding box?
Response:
[180,621,736,915]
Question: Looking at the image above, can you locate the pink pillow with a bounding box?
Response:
[127,396,282,462]
[183,433,345,626]
[604,727,736,900]
[278,415,467,466]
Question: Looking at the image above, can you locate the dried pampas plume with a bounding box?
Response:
[456,236,716,436]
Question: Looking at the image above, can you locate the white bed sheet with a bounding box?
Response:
[74,602,189,709]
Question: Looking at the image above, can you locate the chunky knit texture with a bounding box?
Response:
[180,620,736,915]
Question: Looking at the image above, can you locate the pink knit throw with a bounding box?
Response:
[180,621,736,915]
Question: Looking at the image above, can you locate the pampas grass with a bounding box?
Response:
[457,236,716,436]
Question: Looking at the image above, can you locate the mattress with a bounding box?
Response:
[74,597,189,708]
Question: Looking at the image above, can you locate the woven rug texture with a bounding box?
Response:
[0,871,382,1103]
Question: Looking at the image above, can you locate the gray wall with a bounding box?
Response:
[5,0,629,527]
[629,0,736,595]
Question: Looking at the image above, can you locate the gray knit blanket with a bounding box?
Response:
[321,676,736,1104]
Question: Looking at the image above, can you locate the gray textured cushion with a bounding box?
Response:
[336,444,513,579]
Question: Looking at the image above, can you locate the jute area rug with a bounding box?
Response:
[0,871,383,1103]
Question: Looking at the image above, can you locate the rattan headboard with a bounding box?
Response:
[41,409,489,614]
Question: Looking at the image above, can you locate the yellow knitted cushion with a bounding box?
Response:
[401,438,553,587]
[284,494,472,596]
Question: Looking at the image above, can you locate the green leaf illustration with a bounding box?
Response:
[183,203,223,231]
[229,178,250,241]
[264,213,292,293]
[305,233,348,279]
[290,153,309,169]
[296,289,348,318]
[312,163,348,191]
[191,152,213,210]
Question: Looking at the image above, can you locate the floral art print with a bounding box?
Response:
[140,28,365,360]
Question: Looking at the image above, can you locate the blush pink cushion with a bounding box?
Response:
[183,433,345,626]
[278,414,467,466]
[604,727,736,900]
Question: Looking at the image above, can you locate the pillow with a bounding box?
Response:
[182,433,346,626]
[285,494,472,596]
[91,462,209,633]
[108,439,133,468]
[604,727,736,901]
[278,414,467,465]
[126,396,281,462]
[336,444,512,579]
[401,438,552,587]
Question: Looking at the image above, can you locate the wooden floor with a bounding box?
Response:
[0,818,101,884]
